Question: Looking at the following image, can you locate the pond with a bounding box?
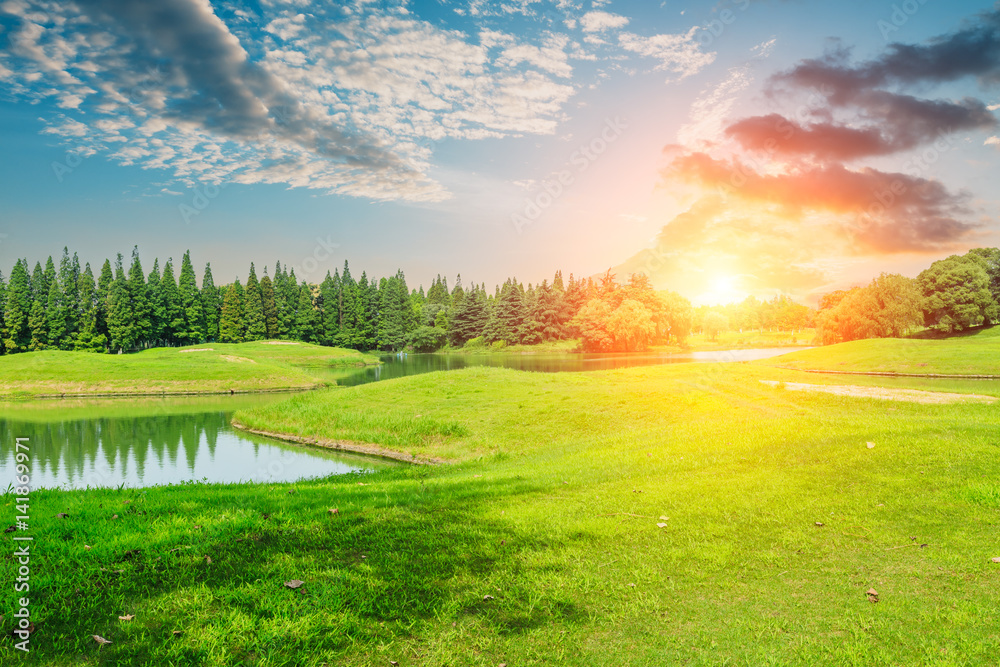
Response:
[320,347,805,387]
[1,348,804,490]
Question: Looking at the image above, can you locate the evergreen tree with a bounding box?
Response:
[75,263,106,352]
[28,298,47,351]
[127,247,151,347]
[449,284,489,346]
[3,259,32,353]
[0,271,6,354]
[484,279,524,344]
[106,254,134,352]
[46,278,68,349]
[377,270,414,351]
[96,259,113,342]
[178,250,205,343]
[244,263,266,341]
[218,281,245,343]
[357,272,377,350]
[260,270,278,339]
[160,259,182,344]
[146,259,165,343]
[318,271,339,345]
[201,263,220,341]
[335,261,359,348]
[294,282,315,342]
[58,247,80,344]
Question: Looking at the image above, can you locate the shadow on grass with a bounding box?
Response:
[1,465,589,663]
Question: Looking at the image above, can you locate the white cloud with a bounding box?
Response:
[619,28,715,82]
[986,136,1000,146]
[579,10,629,33]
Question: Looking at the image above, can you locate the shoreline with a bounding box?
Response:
[0,383,328,402]
[230,419,447,465]
[768,366,1000,379]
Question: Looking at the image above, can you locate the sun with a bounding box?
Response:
[712,275,735,294]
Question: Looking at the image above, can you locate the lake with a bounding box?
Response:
[1,348,803,489]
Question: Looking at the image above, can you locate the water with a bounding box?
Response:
[321,347,804,387]
[0,348,803,489]
[0,396,393,490]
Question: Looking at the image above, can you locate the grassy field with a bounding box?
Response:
[3,356,999,665]
[0,342,379,398]
[760,325,1000,376]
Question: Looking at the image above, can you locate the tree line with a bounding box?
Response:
[0,248,696,355]
[815,248,1000,344]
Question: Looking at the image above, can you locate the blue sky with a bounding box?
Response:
[1,0,998,303]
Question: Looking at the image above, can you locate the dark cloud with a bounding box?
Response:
[665,152,976,253]
[775,7,1000,94]
[726,95,995,161]
[721,8,1000,162]
[73,0,419,179]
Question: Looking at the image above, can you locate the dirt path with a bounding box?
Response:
[759,380,996,404]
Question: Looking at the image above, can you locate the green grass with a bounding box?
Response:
[4,361,999,665]
[0,342,380,398]
[673,328,816,351]
[759,325,1000,376]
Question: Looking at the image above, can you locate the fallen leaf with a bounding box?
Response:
[483,594,495,601]
[111,514,118,520]
[991,557,1000,563]
[4,525,16,533]
[866,442,875,449]
[284,580,305,589]
[627,583,636,587]
[867,588,879,603]
[204,556,212,565]
[56,513,69,518]
[659,516,669,521]
[84,545,92,551]
[358,482,367,486]
[815,522,824,527]
[172,630,183,637]
[390,662,399,666]
[118,615,134,621]
[328,508,339,515]
[92,635,112,645]
[656,523,668,528]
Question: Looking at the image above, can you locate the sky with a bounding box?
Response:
[1,0,998,305]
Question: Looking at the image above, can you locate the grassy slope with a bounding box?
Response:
[759,325,1000,375]
[0,342,379,398]
[4,361,999,665]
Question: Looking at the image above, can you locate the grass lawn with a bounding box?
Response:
[3,357,999,665]
[759,325,1000,376]
[0,342,379,398]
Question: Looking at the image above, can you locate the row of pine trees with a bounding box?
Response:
[0,247,619,354]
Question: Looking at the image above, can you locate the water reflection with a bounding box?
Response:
[0,411,390,490]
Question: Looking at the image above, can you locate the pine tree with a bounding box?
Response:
[357,272,377,350]
[244,263,266,341]
[106,254,134,352]
[294,282,315,342]
[318,271,339,345]
[260,270,278,339]
[484,279,524,344]
[146,259,165,344]
[46,278,68,349]
[127,247,151,347]
[0,271,6,354]
[449,284,489,346]
[58,247,80,345]
[75,263,106,352]
[201,263,220,342]
[160,259,182,345]
[3,259,32,353]
[28,298,47,351]
[178,250,204,343]
[96,259,113,343]
[218,281,245,343]
[335,261,359,348]
[377,271,414,351]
